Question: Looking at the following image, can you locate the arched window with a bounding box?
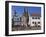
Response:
[38,22,40,24]
[32,22,34,24]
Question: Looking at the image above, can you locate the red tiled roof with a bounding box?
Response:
[31,14,41,16]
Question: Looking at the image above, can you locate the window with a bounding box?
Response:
[35,17,37,19]
[32,22,34,24]
[32,22,37,24]
[17,18,19,20]
[35,22,36,24]
[38,22,40,24]
[32,17,34,19]
[14,17,20,21]
[38,17,40,19]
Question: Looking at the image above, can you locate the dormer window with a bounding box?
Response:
[32,17,34,19]
[38,17,40,19]
[35,17,37,19]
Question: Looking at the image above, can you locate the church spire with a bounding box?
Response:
[24,7,28,13]
[23,7,29,17]
[14,10,18,17]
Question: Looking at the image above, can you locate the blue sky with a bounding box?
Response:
[12,6,41,16]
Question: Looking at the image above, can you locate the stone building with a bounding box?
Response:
[12,11,21,26]
[21,8,29,27]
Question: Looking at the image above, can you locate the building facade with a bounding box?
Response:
[12,11,22,26]
[28,14,41,26]
[13,16,21,25]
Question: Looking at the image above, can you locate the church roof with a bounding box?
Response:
[31,14,41,17]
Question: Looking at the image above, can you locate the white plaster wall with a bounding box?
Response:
[32,17,41,26]
[29,16,41,26]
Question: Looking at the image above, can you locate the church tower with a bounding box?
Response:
[22,7,29,27]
